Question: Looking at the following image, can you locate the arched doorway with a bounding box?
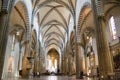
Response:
[47,48,60,74]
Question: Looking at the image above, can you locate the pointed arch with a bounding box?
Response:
[14,1,31,30]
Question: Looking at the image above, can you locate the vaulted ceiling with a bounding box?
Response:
[32,0,77,52]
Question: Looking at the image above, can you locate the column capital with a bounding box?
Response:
[1,0,11,14]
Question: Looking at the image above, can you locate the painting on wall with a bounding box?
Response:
[8,55,14,73]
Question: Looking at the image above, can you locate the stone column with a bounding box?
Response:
[64,53,68,75]
[33,52,37,76]
[66,57,68,75]
[0,0,14,79]
[21,41,30,78]
[22,17,31,77]
[64,57,66,75]
[91,0,114,79]
[62,59,64,74]
[68,55,71,76]
[84,51,87,75]
[18,43,22,76]
[38,57,41,74]
[64,47,68,75]
[74,13,80,78]
[78,45,83,78]
[61,56,64,74]
[75,30,80,78]
[62,51,66,74]
[0,13,9,80]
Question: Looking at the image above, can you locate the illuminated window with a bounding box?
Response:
[109,16,117,39]
[55,59,57,69]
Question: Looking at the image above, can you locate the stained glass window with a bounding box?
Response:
[109,16,117,40]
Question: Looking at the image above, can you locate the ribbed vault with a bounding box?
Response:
[32,0,76,52]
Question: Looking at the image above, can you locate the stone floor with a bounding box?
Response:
[3,76,96,80]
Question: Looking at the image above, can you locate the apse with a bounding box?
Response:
[47,48,60,73]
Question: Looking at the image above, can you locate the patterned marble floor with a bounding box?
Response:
[3,76,95,80]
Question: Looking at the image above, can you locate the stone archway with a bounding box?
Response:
[77,3,98,77]
[1,1,30,79]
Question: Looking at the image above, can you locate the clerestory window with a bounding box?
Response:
[109,16,117,40]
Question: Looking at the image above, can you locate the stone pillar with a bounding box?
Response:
[84,48,88,75]
[61,55,64,73]
[0,13,9,80]
[64,57,66,75]
[21,41,30,78]
[78,45,83,78]
[61,53,65,74]
[0,0,14,79]
[18,43,22,76]
[74,12,80,78]
[68,55,71,76]
[75,30,80,78]
[39,49,44,74]
[33,52,37,76]
[64,47,68,75]
[64,54,68,75]
[61,56,64,73]
[21,14,31,77]
[66,57,68,75]
[38,55,41,74]
[63,59,66,74]
[91,0,114,79]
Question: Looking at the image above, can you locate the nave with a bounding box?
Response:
[0,0,120,80]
